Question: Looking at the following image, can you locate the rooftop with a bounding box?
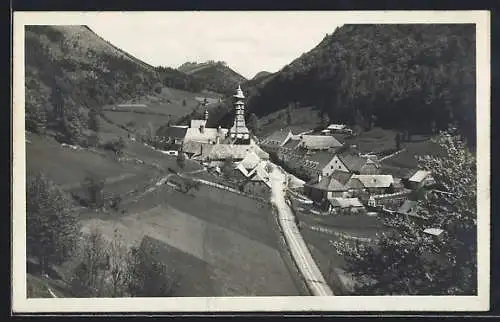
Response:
[408,170,432,183]
[329,197,364,208]
[299,135,343,150]
[261,129,292,146]
[350,174,394,188]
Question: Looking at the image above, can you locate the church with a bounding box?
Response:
[159,85,268,162]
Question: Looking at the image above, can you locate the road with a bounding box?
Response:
[268,164,334,296]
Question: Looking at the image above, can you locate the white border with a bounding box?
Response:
[12,11,491,313]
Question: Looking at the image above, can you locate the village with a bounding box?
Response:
[148,84,449,294]
[157,85,441,232]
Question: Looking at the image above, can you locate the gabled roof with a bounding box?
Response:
[299,135,343,150]
[281,138,301,150]
[408,170,432,183]
[306,172,350,192]
[238,151,262,170]
[350,174,394,188]
[261,129,292,146]
[424,228,444,236]
[326,124,346,130]
[329,197,364,208]
[306,150,336,170]
[330,170,353,185]
[157,126,188,139]
[337,153,369,173]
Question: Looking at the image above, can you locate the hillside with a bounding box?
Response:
[245,24,476,144]
[252,71,272,81]
[178,61,247,95]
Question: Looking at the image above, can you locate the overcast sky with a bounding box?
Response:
[87,12,343,79]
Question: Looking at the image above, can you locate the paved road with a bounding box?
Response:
[268,164,334,296]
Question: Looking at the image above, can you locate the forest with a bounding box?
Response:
[245,24,476,145]
[25,25,161,144]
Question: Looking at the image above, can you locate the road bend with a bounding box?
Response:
[268,165,334,296]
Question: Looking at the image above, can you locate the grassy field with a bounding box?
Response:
[344,127,399,155]
[79,183,299,296]
[258,106,321,137]
[26,134,152,187]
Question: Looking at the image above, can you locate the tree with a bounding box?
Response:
[71,227,130,297]
[286,104,293,125]
[127,243,179,297]
[332,130,477,295]
[27,171,80,274]
[221,157,234,179]
[83,173,105,208]
[395,132,401,150]
[247,113,260,135]
[88,108,100,132]
[176,151,186,171]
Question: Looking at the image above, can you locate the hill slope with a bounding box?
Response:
[246,24,476,143]
[25,25,166,144]
[178,61,247,95]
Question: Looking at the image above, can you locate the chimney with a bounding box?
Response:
[317,172,322,182]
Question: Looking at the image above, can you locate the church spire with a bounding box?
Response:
[228,85,250,143]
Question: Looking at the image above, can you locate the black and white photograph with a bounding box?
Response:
[12,11,490,313]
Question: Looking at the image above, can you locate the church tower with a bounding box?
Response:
[228,85,250,144]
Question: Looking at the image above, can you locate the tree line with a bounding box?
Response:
[246,24,476,146]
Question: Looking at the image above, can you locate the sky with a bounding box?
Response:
[87,12,343,79]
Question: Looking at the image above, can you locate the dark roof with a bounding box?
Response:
[397,199,419,216]
[157,126,188,139]
[307,174,347,192]
[330,170,352,185]
[338,153,368,172]
[262,129,291,145]
[281,138,301,150]
[307,150,336,169]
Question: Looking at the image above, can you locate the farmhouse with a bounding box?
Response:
[331,153,381,175]
[346,174,395,195]
[405,170,435,190]
[303,170,352,204]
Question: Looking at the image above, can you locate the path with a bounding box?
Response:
[379,148,406,162]
[268,165,334,296]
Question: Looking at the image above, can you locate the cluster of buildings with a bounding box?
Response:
[157,85,272,190]
[261,125,436,217]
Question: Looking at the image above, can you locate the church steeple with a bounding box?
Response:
[228,84,250,143]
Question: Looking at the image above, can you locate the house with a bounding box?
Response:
[406,170,435,190]
[328,197,365,214]
[332,153,381,175]
[303,170,352,204]
[298,134,343,151]
[260,129,293,154]
[156,125,189,149]
[346,174,395,195]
